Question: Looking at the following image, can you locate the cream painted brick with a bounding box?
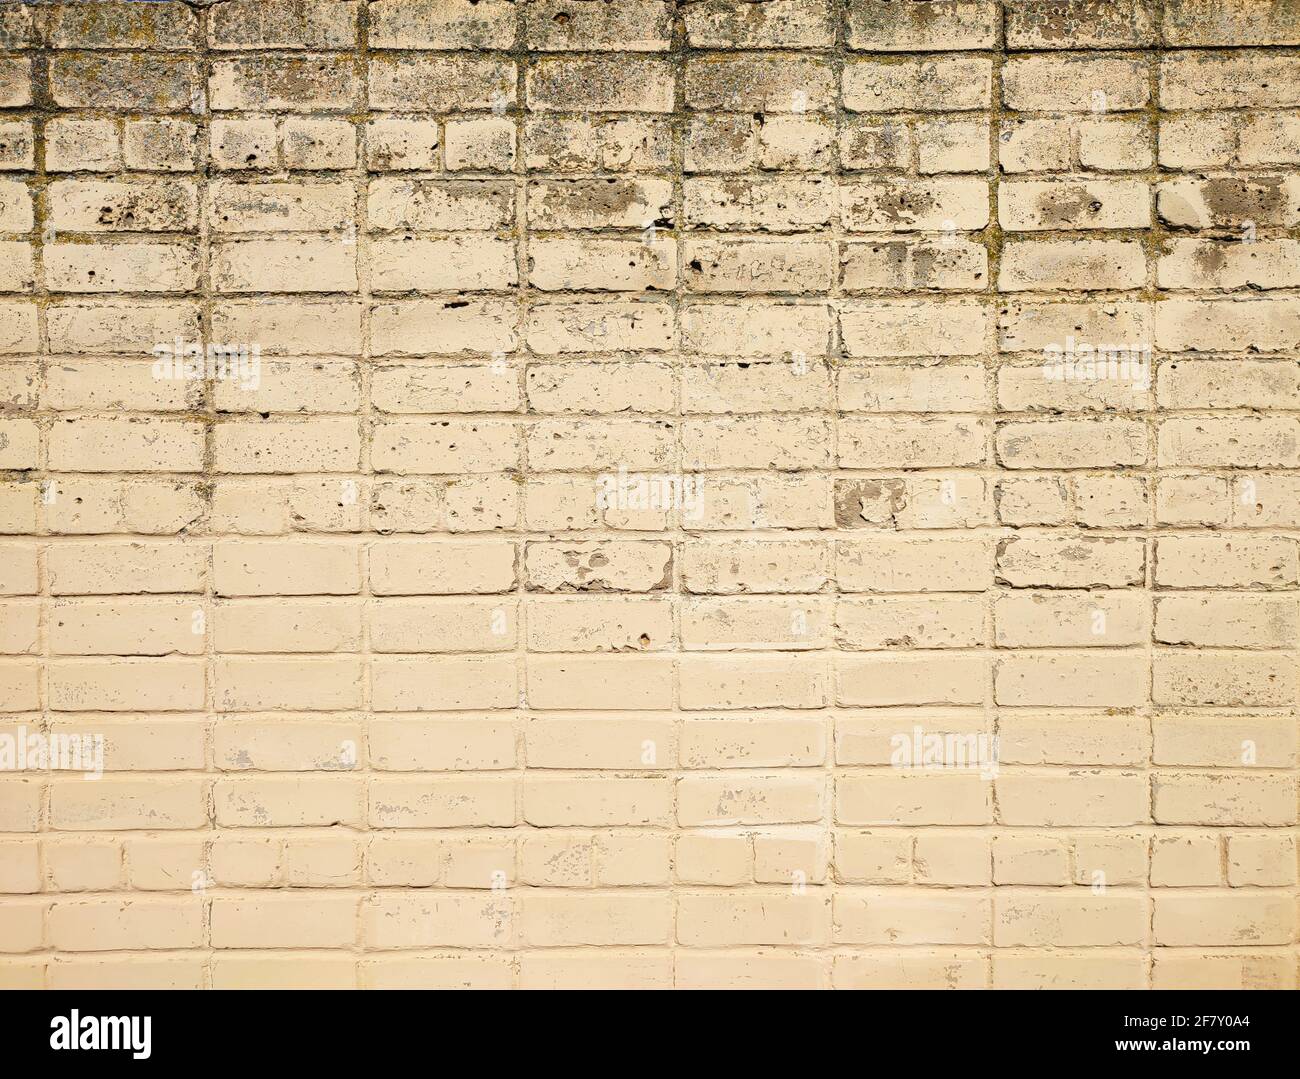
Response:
[995,652,1146,707]
[838,536,994,593]
[215,776,364,828]
[212,239,356,293]
[834,951,986,989]
[997,713,1149,767]
[914,832,992,886]
[836,890,989,945]
[996,772,1149,826]
[1003,55,1149,111]
[10,1,1300,993]
[1151,952,1297,991]
[1152,833,1222,887]
[837,772,992,826]
[1000,180,1151,231]
[522,777,673,827]
[524,716,673,770]
[527,655,673,709]
[994,892,1146,947]
[844,57,991,112]
[212,896,357,949]
[1153,773,1296,827]
[834,831,910,885]
[371,656,518,710]
[1227,833,1297,887]
[49,899,202,952]
[1154,893,1297,947]
[371,780,517,826]
[678,891,830,947]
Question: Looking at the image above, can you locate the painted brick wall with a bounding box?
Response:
[0,0,1298,989]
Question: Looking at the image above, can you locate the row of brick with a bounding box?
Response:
[3,0,1299,51]
[7,176,1300,234]
[0,535,1296,590]
[5,298,1299,354]
[7,358,1299,407]
[2,887,1296,953]
[4,650,1298,708]
[7,50,1300,114]
[9,112,1300,178]
[9,112,1300,176]
[1,711,1295,766]
[9,416,1300,471]
[7,236,1300,294]
[4,826,1295,892]
[6,593,1299,653]
[3,947,1297,991]
[5,770,1294,823]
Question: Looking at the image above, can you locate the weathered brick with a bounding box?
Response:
[8,0,1298,994]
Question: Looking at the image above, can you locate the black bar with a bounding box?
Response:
[2,989,1289,1064]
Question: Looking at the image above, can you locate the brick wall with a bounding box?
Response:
[0,0,1297,989]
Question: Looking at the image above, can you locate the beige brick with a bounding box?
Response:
[523,777,672,827]
[678,774,825,827]
[1154,893,1296,946]
[49,898,202,952]
[125,115,197,171]
[9,0,1300,993]
[1000,180,1151,231]
[361,954,513,989]
[525,716,672,770]
[1156,536,1298,589]
[844,56,991,112]
[212,239,357,294]
[212,895,357,949]
[527,655,672,709]
[1151,952,1297,991]
[371,0,515,49]
[834,951,987,989]
[839,535,994,593]
[210,0,358,48]
[1152,832,1222,887]
[678,891,831,946]
[521,949,670,987]
[906,832,990,885]
[1003,55,1148,112]
[519,893,672,946]
[211,956,356,989]
[836,889,989,945]
[51,777,207,831]
[215,776,363,828]
[998,713,1148,767]
[686,0,833,48]
[837,772,992,826]
[994,951,1147,990]
[1153,773,1296,827]
[47,2,198,49]
[372,656,517,710]
[1227,833,1297,887]
[996,772,1149,826]
[527,57,672,113]
[51,54,197,111]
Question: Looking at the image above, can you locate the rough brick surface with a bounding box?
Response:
[0,0,1297,991]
